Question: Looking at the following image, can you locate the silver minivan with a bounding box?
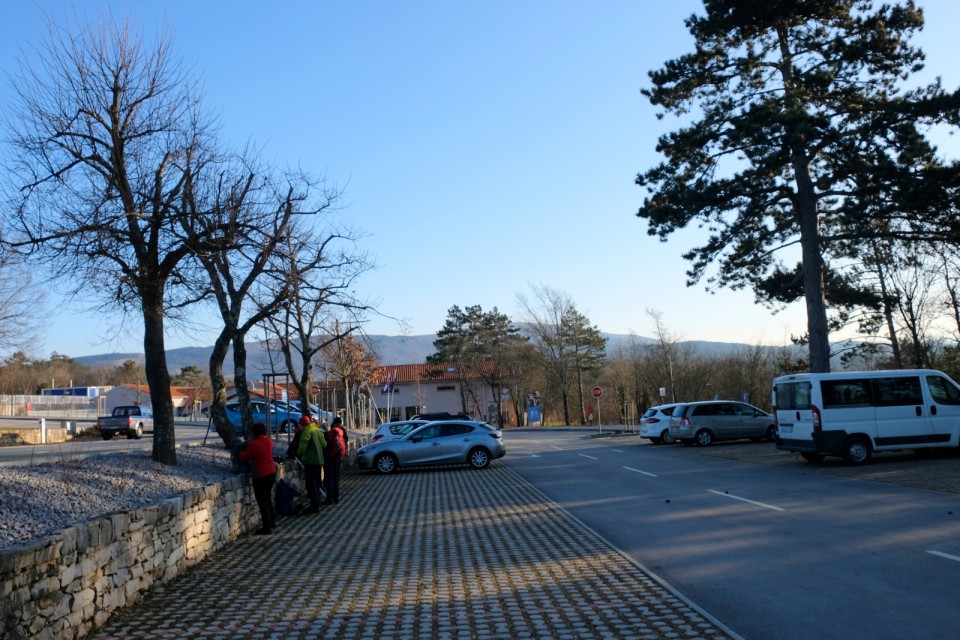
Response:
[669,401,776,446]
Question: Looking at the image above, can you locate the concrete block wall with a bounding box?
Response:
[0,462,306,640]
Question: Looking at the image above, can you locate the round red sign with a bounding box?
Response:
[311,385,320,395]
[591,386,603,398]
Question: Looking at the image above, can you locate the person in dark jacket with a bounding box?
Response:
[238,423,277,535]
[323,417,346,504]
[296,415,326,513]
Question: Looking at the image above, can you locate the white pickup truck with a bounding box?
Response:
[97,405,154,440]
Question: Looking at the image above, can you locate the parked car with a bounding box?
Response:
[356,420,506,474]
[97,405,153,440]
[669,401,775,446]
[370,419,429,443]
[213,400,301,434]
[410,412,473,421]
[638,403,680,444]
[285,400,335,423]
[773,369,960,465]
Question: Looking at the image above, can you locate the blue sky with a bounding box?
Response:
[3,1,960,358]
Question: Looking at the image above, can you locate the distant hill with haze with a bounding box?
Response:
[72,333,786,378]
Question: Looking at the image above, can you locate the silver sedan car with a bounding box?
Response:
[357,420,506,474]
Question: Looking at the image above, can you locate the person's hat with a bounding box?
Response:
[298,415,312,426]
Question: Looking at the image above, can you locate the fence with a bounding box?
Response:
[0,395,101,419]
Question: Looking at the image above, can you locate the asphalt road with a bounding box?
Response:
[0,422,234,466]
[502,430,960,640]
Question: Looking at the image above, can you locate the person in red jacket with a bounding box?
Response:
[323,417,346,504]
[239,423,277,535]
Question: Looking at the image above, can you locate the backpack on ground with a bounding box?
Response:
[275,480,302,516]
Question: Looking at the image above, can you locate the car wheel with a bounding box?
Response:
[280,420,296,434]
[694,429,713,446]
[842,436,872,465]
[102,433,113,441]
[468,447,491,469]
[129,424,143,439]
[801,452,825,463]
[661,429,676,445]
[374,453,398,475]
[765,425,776,442]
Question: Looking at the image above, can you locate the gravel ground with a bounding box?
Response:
[0,444,236,549]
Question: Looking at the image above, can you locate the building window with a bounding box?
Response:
[437,385,455,392]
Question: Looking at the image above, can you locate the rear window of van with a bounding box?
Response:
[775,381,811,410]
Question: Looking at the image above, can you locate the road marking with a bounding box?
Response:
[552,446,564,450]
[707,489,785,512]
[927,550,960,563]
[612,449,623,453]
[623,466,658,477]
[578,453,598,460]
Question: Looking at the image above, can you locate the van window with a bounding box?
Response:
[926,375,960,405]
[694,404,721,416]
[774,381,811,410]
[872,376,923,407]
[821,379,871,408]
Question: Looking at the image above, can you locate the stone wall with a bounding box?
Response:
[0,462,306,640]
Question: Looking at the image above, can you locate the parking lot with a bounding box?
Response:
[679,436,960,495]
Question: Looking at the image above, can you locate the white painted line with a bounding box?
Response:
[623,466,658,477]
[551,446,564,451]
[578,453,598,460]
[612,449,623,453]
[707,489,785,512]
[927,550,960,563]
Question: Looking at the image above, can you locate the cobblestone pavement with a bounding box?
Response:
[92,463,738,640]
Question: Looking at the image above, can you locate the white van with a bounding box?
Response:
[772,369,960,465]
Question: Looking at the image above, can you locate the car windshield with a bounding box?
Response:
[389,422,421,435]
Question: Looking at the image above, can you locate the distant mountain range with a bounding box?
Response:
[73,333,784,377]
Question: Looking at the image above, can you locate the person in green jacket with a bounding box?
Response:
[296,415,327,513]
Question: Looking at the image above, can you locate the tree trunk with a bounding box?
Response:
[232,337,253,437]
[793,162,831,372]
[208,331,233,448]
[144,295,176,465]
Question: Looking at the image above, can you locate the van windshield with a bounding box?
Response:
[775,381,811,410]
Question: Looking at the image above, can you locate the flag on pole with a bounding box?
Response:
[383,370,395,393]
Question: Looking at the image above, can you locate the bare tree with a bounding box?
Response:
[262,224,374,417]
[319,326,381,428]
[183,155,344,446]
[0,248,41,353]
[516,284,581,425]
[3,17,217,464]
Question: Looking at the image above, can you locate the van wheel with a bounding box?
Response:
[661,429,676,445]
[694,430,713,446]
[842,436,872,465]
[800,452,825,463]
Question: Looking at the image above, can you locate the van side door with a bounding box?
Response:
[924,374,960,446]
[871,376,929,448]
